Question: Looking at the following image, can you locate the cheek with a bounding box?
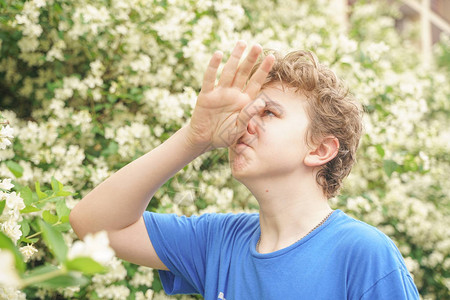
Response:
[266,129,306,159]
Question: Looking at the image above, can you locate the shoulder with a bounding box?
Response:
[330,211,418,298]
[334,210,397,246]
[202,212,259,237]
[332,210,406,266]
[143,211,259,233]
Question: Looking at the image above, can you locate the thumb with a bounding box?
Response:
[235,97,266,135]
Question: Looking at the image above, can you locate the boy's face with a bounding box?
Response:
[228,84,311,181]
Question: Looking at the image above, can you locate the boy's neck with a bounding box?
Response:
[244,172,333,253]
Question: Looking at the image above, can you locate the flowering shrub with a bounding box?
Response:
[1,0,449,299]
[0,114,116,299]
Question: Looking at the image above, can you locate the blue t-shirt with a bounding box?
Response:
[143,209,419,299]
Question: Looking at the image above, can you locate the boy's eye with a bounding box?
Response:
[263,110,276,117]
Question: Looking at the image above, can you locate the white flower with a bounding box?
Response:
[0,125,14,150]
[173,190,195,206]
[92,88,102,101]
[115,24,128,35]
[130,54,151,72]
[0,286,26,300]
[366,41,389,61]
[22,23,43,37]
[90,60,104,77]
[4,192,25,216]
[68,231,115,265]
[17,36,39,53]
[32,0,46,8]
[46,47,64,62]
[0,178,14,191]
[153,125,164,138]
[95,285,130,300]
[59,286,80,298]
[15,15,29,25]
[19,245,38,262]
[92,257,126,285]
[135,290,154,300]
[1,220,23,245]
[130,266,154,287]
[0,250,21,287]
[158,94,184,123]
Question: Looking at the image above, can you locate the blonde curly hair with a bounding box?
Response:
[250,50,363,198]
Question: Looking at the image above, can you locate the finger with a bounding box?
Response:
[231,44,262,89]
[201,51,223,93]
[218,41,247,87]
[244,54,275,99]
[235,97,266,135]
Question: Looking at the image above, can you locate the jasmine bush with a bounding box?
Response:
[0,0,449,299]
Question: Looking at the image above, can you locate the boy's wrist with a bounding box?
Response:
[179,125,214,155]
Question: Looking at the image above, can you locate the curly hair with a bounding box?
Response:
[250,50,363,198]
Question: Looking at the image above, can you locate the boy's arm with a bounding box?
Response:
[69,41,274,270]
[70,126,203,269]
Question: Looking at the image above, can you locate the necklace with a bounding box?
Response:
[256,210,334,253]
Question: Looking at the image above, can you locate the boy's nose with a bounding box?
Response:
[247,118,258,134]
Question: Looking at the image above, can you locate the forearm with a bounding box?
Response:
[70,125,206,238]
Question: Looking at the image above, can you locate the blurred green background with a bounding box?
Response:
[0,0,449,299]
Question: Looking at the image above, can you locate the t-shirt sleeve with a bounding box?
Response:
[359,268,419,300]
[336,217,420,300]
[142,211,212,295]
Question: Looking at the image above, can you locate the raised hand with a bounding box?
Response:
[186,41,275,152]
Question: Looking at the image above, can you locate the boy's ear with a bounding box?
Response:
[304,136,339,167]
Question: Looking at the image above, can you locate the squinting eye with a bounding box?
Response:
[263,110,276,117]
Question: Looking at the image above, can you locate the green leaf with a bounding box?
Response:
[33,272,89,288]
[21,237,39,243]
[56,200,70,218]
[19,186,33,205]
[23,264,59,278]
[39,219,67,263]
[51,177,62,192]
[60,215,70,223]
[101,141,119,156]
[0,200,5,215]
[107,94,117,103]
[5,161,23,178]
[383,159,399,177]
[375,144,385,158]
[65,257,106,274]
[54,222,72,232]
[19,219,30,237]
[0,231,25,272]
[44,196,63,203]
[43,210,59,224]
[56,190,74,197]
[35,182,47,200]
[20,205,41,213]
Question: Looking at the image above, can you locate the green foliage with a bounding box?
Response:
[0,231,25,272]
[0,0,449,299]
[65,257,106,275]
[0,177,106,292]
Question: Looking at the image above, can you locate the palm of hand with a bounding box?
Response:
[192,87,252,149]
[188,42,275,151]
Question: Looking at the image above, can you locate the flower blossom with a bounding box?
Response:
[1,220,23,245]
[0,125,14,150]
[68,231,115,265]
[0,250,21,287]
[0,178,14,191]
[19,245,38,262]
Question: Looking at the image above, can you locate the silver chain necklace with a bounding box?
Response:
[256,210,334,253]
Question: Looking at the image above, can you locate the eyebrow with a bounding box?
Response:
[265,100,285,114]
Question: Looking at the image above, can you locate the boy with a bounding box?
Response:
[70,41,419,299]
